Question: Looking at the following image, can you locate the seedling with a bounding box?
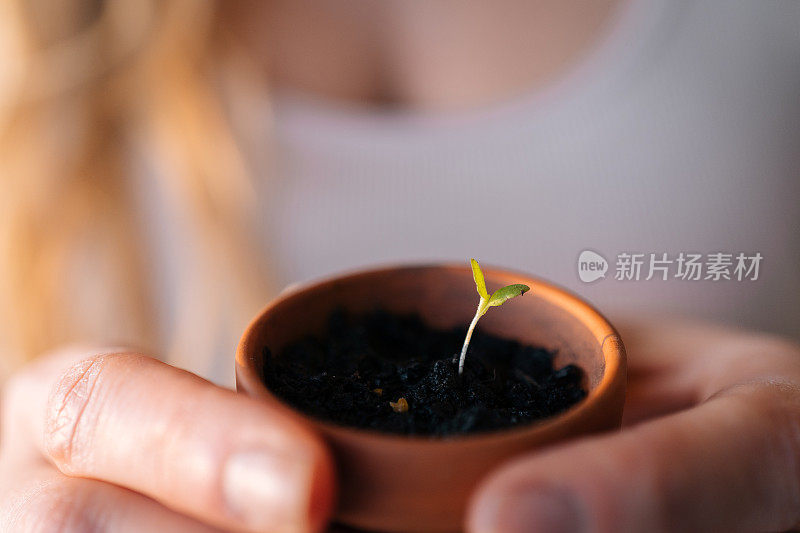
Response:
[458,259,530,375]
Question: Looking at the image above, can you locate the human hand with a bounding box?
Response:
[467,319,800,532]
[0,346,335,532]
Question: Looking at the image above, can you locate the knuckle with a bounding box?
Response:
[768,337,800,372]
[703,332,800,397]
[720,331,796,362]
[43,352,131,472]
[747,333,800,359]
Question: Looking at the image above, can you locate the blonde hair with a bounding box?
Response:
[0,0,276,378]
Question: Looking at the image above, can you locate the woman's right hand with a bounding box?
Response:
[0,346,336,532]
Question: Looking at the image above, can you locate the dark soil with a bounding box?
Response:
[261,309,587,436]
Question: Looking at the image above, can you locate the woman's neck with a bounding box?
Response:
[227,0,625,111]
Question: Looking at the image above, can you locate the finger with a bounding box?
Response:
[0,463,222,533]
[467,382,800,533]
[7,347,336,533]
[2,345,130,462]
[616,318,800,425]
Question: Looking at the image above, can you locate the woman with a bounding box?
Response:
[1,1,799,531]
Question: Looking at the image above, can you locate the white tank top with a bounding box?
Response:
[135,0,800,384]
[261,0,800,336]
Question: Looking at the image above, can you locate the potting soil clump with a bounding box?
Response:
[262,309,587,436]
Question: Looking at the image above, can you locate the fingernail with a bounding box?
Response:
[471,487,586,533]
[223,449,314,533]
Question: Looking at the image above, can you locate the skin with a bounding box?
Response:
[467,318,800,532]
[0,346,336,533]
[3,2,800,531]
[229,0,622,110]
[2,324,800,532]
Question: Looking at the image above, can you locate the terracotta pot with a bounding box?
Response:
[236,264,626,532]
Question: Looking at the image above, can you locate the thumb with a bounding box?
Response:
[466,383,800,533]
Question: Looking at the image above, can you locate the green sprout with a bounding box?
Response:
[458,259,530,375]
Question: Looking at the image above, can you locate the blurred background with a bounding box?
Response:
[0,0,798,386]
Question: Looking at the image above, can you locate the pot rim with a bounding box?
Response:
[236,261,625,447]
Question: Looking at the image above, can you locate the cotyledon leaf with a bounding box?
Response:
[470,258,489,300]
[487,284,530,307]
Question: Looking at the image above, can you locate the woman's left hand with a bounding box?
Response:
[467,319,800,533]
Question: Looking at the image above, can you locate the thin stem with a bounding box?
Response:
[459,299,486,375]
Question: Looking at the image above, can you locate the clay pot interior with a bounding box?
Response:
[236,264,626,532]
